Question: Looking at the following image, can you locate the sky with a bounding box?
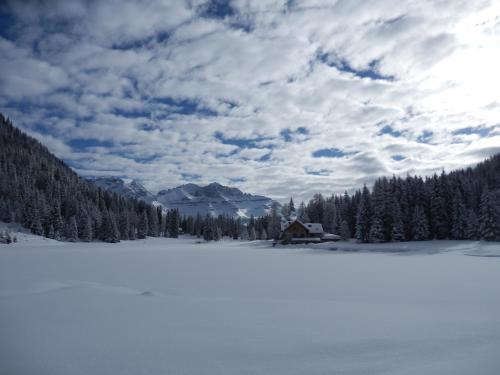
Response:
[1,0,500,202]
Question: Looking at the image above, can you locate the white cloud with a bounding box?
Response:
[1,0,500,202]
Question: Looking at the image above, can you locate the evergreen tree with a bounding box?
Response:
[240,224,249,240]
[147,206,159,237]
[465,209,479,240]
[267,203,282,239]
[100,211,120,243]
[340,220,350,241]
[65,216,78,242]
[355,185,371,243]
[412,206,429,241]
[248,226,256,241]
[31,215,44,236]
[81,216,93,242]
[168,209,180,238]
[129,224,137,240]
[430,179,449,239]
[47,224,55,239]
[479,189,499,241]
[391,199,404,242]
[137,211,148,239]
[118,212,130,241]
[50,203,64,240]
[369,217,385,243]
[451,189,467,240]
[297,201,310,222]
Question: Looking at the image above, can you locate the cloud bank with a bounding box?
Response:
[1,0,500,201]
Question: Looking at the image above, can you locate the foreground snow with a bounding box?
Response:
[1,236,500,375]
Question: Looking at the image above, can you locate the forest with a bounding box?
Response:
[289,153,500,242]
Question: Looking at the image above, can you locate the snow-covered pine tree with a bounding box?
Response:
[81,216,93,242]
[267,202,282,240]
[100,211,120,243]
[118,211,130,241]
[238,223,248,240]
[248,226,256,241]
[369,217,385,243]
[451,189,468,240]
[390,199,404,242]
[168,209,180,238]
[355,185,371,243]
[429,177,449,239]
[49,203,64,241]
[65,216,78,242]
[137,211,148,239]
[260,228,268,240]
[147,206,159,237]
[465,209,479,240]
[30,206,44,236]
[203,215,213,241]
[297,201,310,222]
[164,210,171,237]
[47,224,55,239]
[340,220,350,241]
[411,205,429,241]
[479,189,499,241]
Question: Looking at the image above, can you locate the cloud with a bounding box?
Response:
[1,0,500,202]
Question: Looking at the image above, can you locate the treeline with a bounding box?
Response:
[290,154,500,242]
[178,209,281,241]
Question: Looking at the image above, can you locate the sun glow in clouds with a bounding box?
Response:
[0,0,500,201]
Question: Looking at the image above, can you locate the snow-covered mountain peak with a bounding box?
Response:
[89,178,278,218]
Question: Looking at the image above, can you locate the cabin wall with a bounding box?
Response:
[283,222,309,238]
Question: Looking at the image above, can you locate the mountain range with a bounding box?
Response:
[89,177,277,219]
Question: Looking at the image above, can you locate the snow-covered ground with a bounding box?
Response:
[1,233,500,375]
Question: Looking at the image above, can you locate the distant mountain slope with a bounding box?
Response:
[90,178,277,218]
[89,177,156,203]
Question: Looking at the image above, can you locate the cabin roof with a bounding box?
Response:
[282,219,324,234]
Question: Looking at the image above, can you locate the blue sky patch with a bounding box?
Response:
[379,125,403,137]
[391,154,406,161]
[69,138,114,150]
[215,131,271,149]
[259,153,271,162]
[312,148,351,158]
[318,52,394,81]
[181,173,202,181]
[280,127,309,142]
[229,177,246,183]
[198,0,236,19]
[417,130,433,143]
[111,31,170,50]
[306,169,330,176]
[155,97,217,117]
[0,11,16,39]
[452,126,492,137]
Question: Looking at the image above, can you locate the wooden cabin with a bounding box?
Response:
[280,220,339,244]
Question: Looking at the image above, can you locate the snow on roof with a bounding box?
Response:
[282,220,324,234]
[303,222,324,234]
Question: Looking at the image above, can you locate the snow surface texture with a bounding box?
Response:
[89,177,277,219]
[1,234,500,375]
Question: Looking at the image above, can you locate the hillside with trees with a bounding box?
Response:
[290,154,500,242]
[0,114,179,243]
